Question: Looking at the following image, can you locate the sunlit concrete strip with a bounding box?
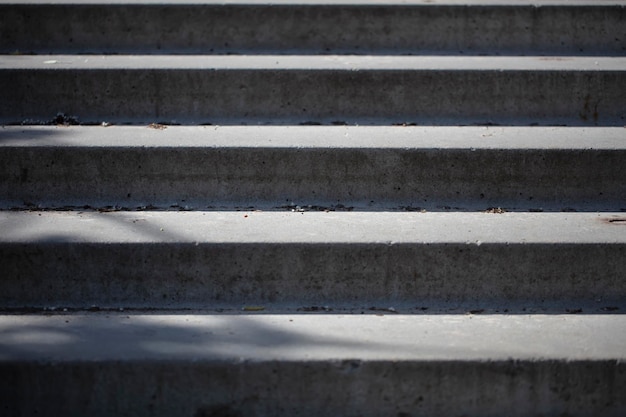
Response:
[1,314,625,361]
[1,125,625,149]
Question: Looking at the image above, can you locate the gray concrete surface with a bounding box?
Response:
[1,126,624,210]
[2,125,624,149]
[0,314,624,417]
[2,1,624,415]
[2,313,625,361]
[1,1,624,55]
[1,211,625,308]
[1,55,624,125]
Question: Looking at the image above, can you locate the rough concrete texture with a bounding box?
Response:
[1,211,625,308]
[2,1,624,415]
[1,1,624,55]
[1,56,624,125]
[2,314,625,361]
[1,126,625,210]
[2,125,625,149]
[0,314,625,417]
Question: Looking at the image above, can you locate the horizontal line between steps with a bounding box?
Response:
[1,0,623,6]
[3,55,625,71]
[1,314,625,362]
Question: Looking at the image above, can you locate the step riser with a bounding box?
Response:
[2,360,623,417]
[2,147,624,209]
[2,3,624,55]
[2,68,624,125]
[2,242,624,308]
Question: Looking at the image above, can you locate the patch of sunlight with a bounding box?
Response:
[5,329,76,345]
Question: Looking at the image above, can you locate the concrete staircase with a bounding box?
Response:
[1,1,625,416]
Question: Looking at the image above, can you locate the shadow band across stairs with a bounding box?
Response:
[0,1,625,416]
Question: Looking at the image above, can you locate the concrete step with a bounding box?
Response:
[1,125,625,210]
[1,55,624,125]
[1,313,625,417]
[1,1,624,55]
[1,210,625,309]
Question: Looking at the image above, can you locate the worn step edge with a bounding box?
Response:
[1,314,624,417]
[1,211,625,307]
[1,125,625,210]
[1,1,624,55]
[2,55,624,125]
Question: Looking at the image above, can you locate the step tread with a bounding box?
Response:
[2,211,625,244]
[2,314,625,362]
[3,54,625,71]
[2,125,625,149]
